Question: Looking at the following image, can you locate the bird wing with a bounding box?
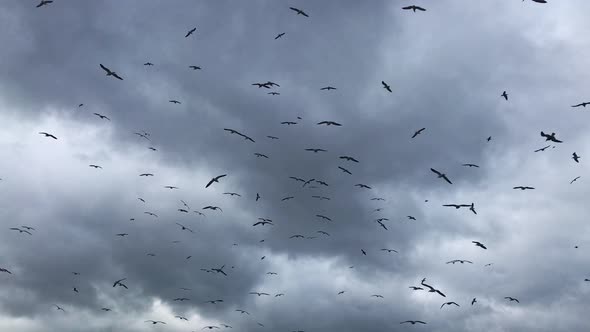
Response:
[113,73,123,80]
[99,64,109,73]
[430,168,442,176]
[442,175,452,184]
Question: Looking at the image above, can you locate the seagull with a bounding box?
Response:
[173,298,190,301]
[281,121,297,125]
[175,316,188,321]
[469,203,477,215]
[317,121,342,126]
[249,292,270,296]
[407,216,416,221]
[472,298,477,305]
[501,91,508,100]
[175,223,194,233]
[253,220,274,226]
[53,304,66,312]
[268,92,280,95]
[338,291,346,295]
[504,297,520,303]
[206,174,227,188]
[472,241,487,249]
[487,136,492,142]
[36,0,53,8]
[402,5,426,12]
[21,226,35,231]
[411,128,426,138]
[440,302,460,309]
[39,132,57,140]
[340,156,359,162]
[442,203,470,209]
[513,186,535,190]
[409,286,423,290]
[316,215,332,222]
[256,193,260,201]
[101,307,112,311]
[573,152,580,163]
[355,184,371,189]
[93,113,111,121]
[0,268,12,274]
[144,212,158,217]
[317,231,330,236]
[446,260,473,264]
[381,81,392,92]
[235,309,250,315]
[254,153,269,158]
[89,165,102,169]
[289,7,309,17]
[430,168,452,184]
[338,166,352,175]
[274,32,285,39]
[189,66,201,70]
[145,320,166,325]
[400,321,426,325]
[570,176,581,184]
[381,248,398,253]
[253,83,271,88]
[305,148,327,153]
[112,278,128,289]
[99,64,123,80]
[223,192,242,197]
[320,86,337,90]
[462,163,479,168]
[139,173,153,176]
[203,206,222,212]
[169,100,181,104]
[281,196,295,201]
[361,249,367,256]
[540,131,563,143]
[534,145,552,152]
[267,135,279,139]
[164,186,178,189]
[571,102,590,108]
[9,227,32,235]
[371,294,384,298]
[185,27,196,37]
[290,234,304,239]
[144,62,154,66]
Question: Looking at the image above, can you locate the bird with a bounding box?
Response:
[320,86,337,90]
[571,102,590,108]
[361,249,367,255]
[175,223,194,233]
[253,83,271,88]
[189,66,201,70]
[164,186,178,189]
[570,176,581,184]
[471,298,477,305]
[144,212,158,217]
[235,309,250,315]
[421,280,446,297]
[205,299,223,304]
[268,92,280,95]
[338,291,346,295]
[274,32,285,39]
[178,209,189,213]
[501,91,508,100]
[446,260,473,264]
[290,234,304,239]
[305,148,327,153]
[540,131,563,143]
[505,297,520,303]
[400,321,426,325]
[338,166,352,175]
[443,203,470,209]
[175,316,188,321]
[185,27,196,37]
[407,216,416,221]
[139,173,153,176]
[573,152,580,163]
[221,324,233,328]
[39,132,57,140]
[529,0,548,3]
[281,121,297,125]
[411,128,426,138]
[487,136,492,142]
[371,197,385,201]
[462,163,479,168]
[9,227,32,235]
[472,241,487,249]
[93,113,111,121]
[89,165,102,169]
[267,135,279,139]
[340,156,359,162]
[267,272,278,275]
[317,231,330,236]
[101,307,112,312]
[469,203,477,215]
[289,7,309,17]
[145,320,166,325]
[513,186,535,190]
[203,206,222,212]
[73,287,79,293]
[441,302,460,309]
[402,5,426,12]
[99,64,123,80]
[316,215,332,222]
[21,226,35,231]
[381,248,398,253]
[53,304,66,312]
[256,193,260,201]
[112,278,128,289]
[317,121,342,126]
[409,286,423,290]
[534,145,552,152]
[371,294,384,298]
[143,62,154,66]
[355,184,371,189]
[253,220,273,226]
[281,196,295,201]
[206,174,227,188]
[169,100,181,104]
[249,292,270,296]
[430,168,453,184]
[223,192,242,197]
[0,268,12,274]
[173,297,190,301]
[381,81,392,92]
[36,0,53,8]
[254,153,269,158]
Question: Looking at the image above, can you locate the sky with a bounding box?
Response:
[0,0,589,331]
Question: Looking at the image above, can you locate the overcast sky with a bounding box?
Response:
[0,0,589,331]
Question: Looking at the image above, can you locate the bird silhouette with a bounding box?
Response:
[189,66,201,70]
[320,86,337,90]
[402,5,426,12]
[381,81,392,92]
[145,320,166,325]
[570,176,581,184]
[289,7,309,17]
[206,174,227,188]
[472,241,487,249]
[36,0,53,7]
[39,132,57,140]
[340,156,359,162]
[400,321,426,325]
[505,296,520,303]
[411,128,426,138]
[440,302,460,309]
[185,27,196,37]
[430,168,453,184]
[317,121,342,126]
[534,145,552,152]
[99,64,123,80]
[573,152,580,163]
[501,91,508,100]
[274,32,285,39]
[513,186,535,190]
[462,163,479,168]
[540,131,563,143]
[355,184,372,189]
[572,102,590,108]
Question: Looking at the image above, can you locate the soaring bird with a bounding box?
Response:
[39,132,57,140]
[289,7,309,17]
[113,278,128,289]
[446,260,473,264]
[371,294,384,298]
[268,92,280,95]
[340,156,359,162]
[281,121,297,125]
[440,302,460,309]
[540,131,563,143]
[355,183,371,189]
[305,148,327,153]
[317,231,330,236]
[189,66,201,70]
[381,248,398,253]
[0,268,12,274]
[513,186,535,190]
[402,5,426,12]
[115,233,128,237]
[256,193,261,201]
[412,128,426,138]
[185,27,196,37]
[164,186,178,189]
[381,81,392,92]
[443,203,470,209]
[316,215,332,222]
[472,241,487,249]
[93,113,111,121]
[144,62,154,66]
[472,298,477,305]
[571,102,590,108]
[570,176,581,184]
[409,286,423,290]
[321,86,337,90]
[203,206,222,212]
[139,173,153,176]
[501,91,508,100]
[253,83,271,88]
[175,223,194,233]
[99,64,123,80]
[338,166,352,175]
[169,100,181,104]
[274,32,285,39]
[505,296,520,303]
[254,153,269,159]
[534,145,552,152]
[53,304,66,312]
[21,226,35,231]
[206,174,227,188]
[267,135,279,139]
[469,203,477,215]
[89,165,102,169]
[253,220,274,226]
[290,234,304,239]
[249,292,270,296]
[361,249,367,256]
[407,216,416,221]
[101,307,112,311]
[223,192,242,197]
[235,309,250,315]
[573,152,580,163]
[317,121,342,126]
[175,316,188,321]
[462,163,479,168]
[281,196,295,201]
[400,321,426,325]
[145,320,166,325]
[9,227,32,235]
[430,168,452,184]
[36,0,53,8]
[173,297,190,301]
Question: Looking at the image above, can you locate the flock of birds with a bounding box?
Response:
[2,0,587,331]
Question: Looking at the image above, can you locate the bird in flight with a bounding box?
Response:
[402,5,426,12]
[254,153,269,159]
[36,0,53,8]
[175,223,194,233]
[249,292,270,296]
[317,121,342,126]
[10,227,32,235]
[408,286,423,290]
[513,186,535,190]
[371,294,384,298]
[164,186,178,189]
[281,121,297,125]
[573,152,580,163]
[93,113,111,121]
[145,320,166,325]
[501,91,508,100]
[53,304,66,312]
[206,174,227,188]
[440,302,460,309]
[430,168,452,184]
[400,321,426,325]
[320,86,337,90]
[185,27,196,37]
[305,148,327,153]
[355,184,371,189]
[89,165,102,169]
[421,279,446,297]
[471,298,477,305]
[235,309,250,315]
[143,62,154,66]
[340,156,359,162]
[504,296,520,303]
[540,131,563,143]
[472,241,487,249]
[381,248,398,253]
[462,163,479,168]
[289,7,309,17]
[169,100,181,104]
[189,65,201,70]
[442,203,470,209]
[338,166,352,175]
[268,92,280,95]
[570,176,581,184]
[113,278,128,289]
[446,259,473,264]
[39,132,57,140]
[275,32,285,39]
[469,203,477,215]
[411,128,426,138]
[253,220,273,226]
[99,64,123,80]
[571,102,590,108]
[381,81,392,92]
[534,145,552,152]
[139,173,153,176]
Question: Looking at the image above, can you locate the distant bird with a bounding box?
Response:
[316,215,332,222]
[528,0,547,3]
[317,231,330,236]
[268,92,280,95]
[513,186,535,190]
[36,0,53,8]
[411,128,426,138]
[145,320,166,325]
[305,148,327,153]
[317,121,342,126]
[371,294,384,298]
[275,32,285,39]
[320,86,337,90]
[267,272,278,275]
[189,66,201,70]
[573,152,580,163]
[371,197,385,201]
[381,248,398,253]
[472,241,487,249]
[173,298,190,301]
[175,223,194,233]
[430,168,452,184]
[178,209,188,213]
[254,153,269,158]
[21,226,35,231]
[53,304,65,312]
[409,286,423,290]
[185,27,196,37]
[443,203,470,209]
[175,316,188,321]
[223,192,241,197]
[73,288,79,293]
[504,297,520,303]
[138,198,145,203]
[267,135,279,139]
[139,173,153,176]
[203,206,222,212]
[407,216,416,221]
[540,131,563,143]
[570,176,581,184]
[99,64,123,80]
[469,203,477,215]
[338,166,352,175]
[281,121,297,125]
[340,156,359,162]
[113,278,128,289]
[164,186,178,189]
[440,302,460,309]
[487,136,492,142]
[169,100,181,105]
[115,233,128,237]
[256,193,260,201]
[290,234,304,239]
[361,249,367,255]
[206,174,227,188]
[501,91,508,100]
[253,220,274,226]
[381,81,392,92]
[89,165,102,169]
[338,291,345,295]
[571,102,590,108]
[253,83,271,88]
[534,145,552,152]
[0,268,12,274]
[93,113,111,121]
[249,292,270,297]
[462,163,479,168]
[9,227,32,235]
[400,321,426,325]
[144,62,154,66]
[446,260,473,264]
[402,5,426,12]
[221,324,233,328]
[235,309,250,315]
[39,132,57,140]
[471,298,477,305]
[281,196,295,201]
[205,300,223,304]
[355,184,371,189]
[101,307,112,311]
[289,7,309,17]
[144,212,158,217]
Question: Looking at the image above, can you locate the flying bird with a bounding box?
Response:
[317,121,342,126]
[254,153,269,158]
[472,241,487,249]
[189,66,201,70]
[381,81,392,92]
[411,128,426,139]
[534,145,552,152]
[409,286,423,290]
[355,184,371,189]
[501,91,508,100]
[268,92,280,95]
[305,148,327,153]
[540,131,563,143]
[513,186,535,190]
[99,64,123,80]
[440,302,460,309]
[400,321,426,325]
[504,297,520,303]
[402,5,426,12]
[471,298,477,305]
[175,223,194,233]
[206,174,227,188]
[249,292,270,296]
[185,27,196,37]
[203,206,222,212]
[145,320,166,325]
[430,168,452,184]
[53,304,66,312]
[462,163,479,168]
[139,173,153,176]
[89,165,102,169]
[381,248,398,253]
[112,278,128,289]
[9,227,32,235]
[93,113,111,121]
[320,86,337,90]
[573,152,580,163]
[289,7,309,17]
[169,100,181,104]
[274,32,285,39]
[39,132,57,140]
[338,166,352,175]
[570,176,581,184]
[143,62,154,66]
[446,260,473,264]
[442,203,470,209]
[36,0,53,8]
[340,156,359,162]
[164,186,178,189]
[571,102,590,108]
